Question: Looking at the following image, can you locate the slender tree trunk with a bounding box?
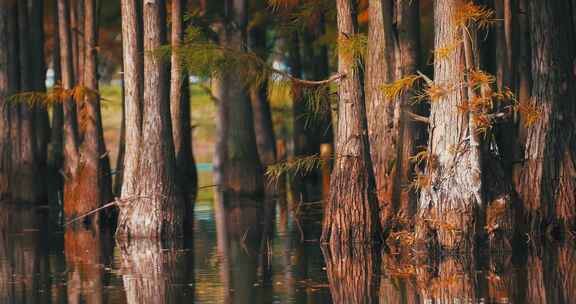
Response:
[213,0,263,197]
[365,0,399,231]
[114,71,126,196]
[119,0,143,201]
[14,0,42,203]
[74,0,112,222]
[394,0,424,228]
[117,0,184,238]
[49,0,65,205]
[30,0,50,198]
[170,0,198,202]
[0,3,10,200]
[248,22,276,169]
[517,0,576,232]
[321,0,379,244]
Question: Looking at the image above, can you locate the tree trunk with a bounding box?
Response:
[117,0,184,238]
[365,0,399,231]
[0,2,10,200]
[119,0,143,202]
[114,71,126,196]
[247,6,276,171]
[49,0,65,205]
[517,0,576,232]
[213,0,264,197]
[321,0,379,244]
[13,0,42,203]
[170,0,198,202]
[77,0,113,221]
[393,0,424,228]
[29,0,50,198]
[415,0,483,250]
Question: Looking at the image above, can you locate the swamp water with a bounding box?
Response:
[1,196,575,303]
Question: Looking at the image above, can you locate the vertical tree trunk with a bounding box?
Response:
[365,0,399,231]
[415,0,482,250]
[30,0,50,196]
[213,0,263,196]
[248,20,276,169]
[170,0,198,202]
[322,0,379,244]
[49,0,65,205]
[393,0,424,228]
[119,0,143,201]
[14,0,42,203]
[0,2,10,199]
[517,0,576,233]
[76,0,113,221]
[118,0,184,238]
[114,72,126,196]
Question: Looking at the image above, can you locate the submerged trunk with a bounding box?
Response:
[517,0,576,232]
[170,0,198,202]
[322,0,379,244]
[117,0,184,238]
[213,0,263,197]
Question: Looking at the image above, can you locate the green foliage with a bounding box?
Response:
[266,154,325,185]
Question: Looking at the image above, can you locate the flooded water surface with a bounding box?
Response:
[1,198,575,303]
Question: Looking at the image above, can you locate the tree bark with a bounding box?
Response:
[365,0,399,230]
[393,0,424,228]
[49,0,65,205]
[170,0,198,202]
[321,0,379,244]
[415,0,483,250]
[13,0,42,203]
[117,0,184,238]
[213,0,264,197]
[249,31,277,170]
[119,0,143,202]
[29,0,50,195]
[517,0,576,232]
[0,2,10,200]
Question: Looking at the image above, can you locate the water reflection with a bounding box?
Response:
[1,201,576,303]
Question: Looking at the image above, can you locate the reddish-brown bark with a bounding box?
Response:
[322,0,379,244]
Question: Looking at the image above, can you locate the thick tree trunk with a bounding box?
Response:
[12,0,42,203]
[117,0,184,238]
[517,0,576,232]
[415,0,483,250]
[321,0,379,244]
[170,0,198,202]
[213,0,264,197]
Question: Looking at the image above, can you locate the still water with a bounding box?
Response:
[1,195,575,303]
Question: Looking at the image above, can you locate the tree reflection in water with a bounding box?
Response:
[1,203,576,303]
